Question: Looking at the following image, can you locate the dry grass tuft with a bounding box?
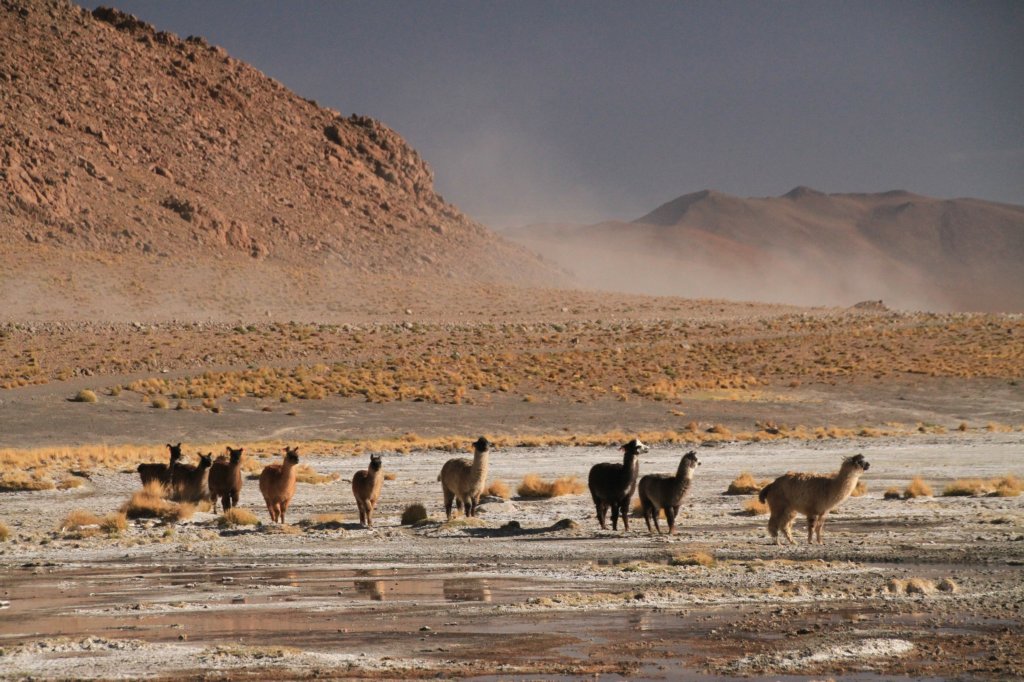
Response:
[0,522,9,542]
[59,509,101,532]
[670,551,716,568]
[725,472,769,495]
[484,479,511,499]
[0,470,56,492]
[59,510,125,536]
[741,497,769,515]
[936,577,958,593]
[516,473,586,499]
[120,481,191,521]
[905,577,937,595]
[72,389,98,403]
[383,472,397,481]
[219,507,259,527]
[294,464,340,485]
[56,476,86,490]
[101,513,127,534]
[903,476,933,498]
[850,481,868,497]
[883,487,903,500]
[308,513,345,526]
[401,503,428,526]
[150,395,170,409]
[941,475,1021,497]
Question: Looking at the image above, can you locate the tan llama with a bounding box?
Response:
[759,453,871,545]
[438,436,491,520]
[259,446,300,523]
[352,453,384,527]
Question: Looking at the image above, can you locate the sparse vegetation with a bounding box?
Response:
[150,395,170,409]
[517,473,587,499]
[0,522,9,541]
[943,475,1021,497]
[670,551,716,568]
[120,481,192,521]
[0,470,56,492]
[484,479,510,499]
[400,503,428,525]
[59,509,126,537]
[219,507,259,527]
[294,464,340,485]
[72,389,98,403]
[903,476,933,498]
[742,497,769,515]
[57,476,86,490]
[725,472,768,495]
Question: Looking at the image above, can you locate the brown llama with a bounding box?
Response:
[259,446,300,523]
[352,453,385,527]
[638,450,700,534]
[759,453,871,545]
[438,437,491,520]
[138,443,182,487]
[208,446,244,513]
[587,438,648,531]
[171,452,213,503]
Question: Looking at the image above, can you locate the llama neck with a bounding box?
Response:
[470,450,489,485]
[281,460,298,480]
[670,467,695,503]
[830,467,861,502]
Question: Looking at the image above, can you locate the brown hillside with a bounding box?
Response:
[0,0,565,320]
[511,188,1024,312]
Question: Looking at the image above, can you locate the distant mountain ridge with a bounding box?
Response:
[509,187,1024,312]
[0,0,565,320]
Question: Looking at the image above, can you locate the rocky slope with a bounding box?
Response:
[0,0,565,320]
[509,188,1024,312]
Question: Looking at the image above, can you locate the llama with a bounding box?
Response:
[171,452,213,503]
[259,446,300,523]
[638,450,700,535]
[352,453,384,527]
[208,447,244,513]
[759,453,871,545]
[137,442,182,487]
[587,438,648,531]
[438,437,491,520]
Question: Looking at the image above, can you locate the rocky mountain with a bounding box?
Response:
[509,188,1024,312]
[0,0,565,320]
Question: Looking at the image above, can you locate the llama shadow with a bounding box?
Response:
[461,519,581,539]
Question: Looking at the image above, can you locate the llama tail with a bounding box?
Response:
[758,481,774,504]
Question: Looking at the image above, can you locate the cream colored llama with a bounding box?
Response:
[438,437,491,520]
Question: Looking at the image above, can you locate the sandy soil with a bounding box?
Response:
[2,434,1022,680]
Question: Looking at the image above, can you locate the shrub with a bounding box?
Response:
[741,497,769,515]
[219,507,259,527]
[72,389,98,403]
[994,475,1022,497]
[100,513,128,534]
[883,487,903,500]
[725,472,767,495]
[903,476,933,498]
[670,551,715,568]
[516,474,586,499]
[851,481,868,497]
[59,509,101,532]
[400,503,428,525]
[120,481,185,520]
[150,395,170,409]
[484,479,510,499]
[943,479,990,497]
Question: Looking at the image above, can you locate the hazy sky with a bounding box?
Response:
[89,1,1024,227]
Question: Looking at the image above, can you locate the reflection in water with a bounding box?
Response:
[354,580,385,601]
[443,579,491,603]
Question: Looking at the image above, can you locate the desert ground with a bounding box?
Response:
[1,301,1022,681]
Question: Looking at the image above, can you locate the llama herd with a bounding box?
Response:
[137,438,872,545]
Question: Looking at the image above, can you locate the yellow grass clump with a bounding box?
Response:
[0,522,9,541]
[383,472,397,481]
[670,551,716,568]
[741,497,769,515]
[120,481,193,521]
[937,577,958,593]
[57,476,86,490]
[294,464,340,485]
[903,476,933,498]
[400,503,428,525]
[219,508,259,527]
[59,509,102,532]
[725,472,769,495]
[59,509,126,536]
[0,470,55,492]
[942,475,1020,497]
[516,474,587,499]
[150,395,170,409]
[72,389,98,403]
[851,481,868,497]
[309,513,345,525]
[485,479,511,499]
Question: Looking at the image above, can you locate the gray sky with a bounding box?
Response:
[88,1,1024,227]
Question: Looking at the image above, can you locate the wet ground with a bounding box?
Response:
[1,435,1023,679]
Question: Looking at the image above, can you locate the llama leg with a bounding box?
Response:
[443,488,455,521]
[265,500,275,522]
[782,510,797,544]
[210,493,218,515]
[357,501,366,526]
[641,502,654,534]
[651,506,662,534]
[767,512,781,545]
[666,506,677,535]
[595,501,608,529]
[816,513,827,544]
[619,501,630,531]
[610,503,620,531]
[806,515,817,544]
[230,491,239,509]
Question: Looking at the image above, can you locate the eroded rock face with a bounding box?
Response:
[0,0,559,285]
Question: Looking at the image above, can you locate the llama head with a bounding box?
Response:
[681,450,700,468]
[227,447,244,463]
[284,446,300,464]
[472,436,492,453]
[844,453,870,472]
[167,442,183,460]
[198,452,213,469]
[620,439,649,457]
[369,453,383,470]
